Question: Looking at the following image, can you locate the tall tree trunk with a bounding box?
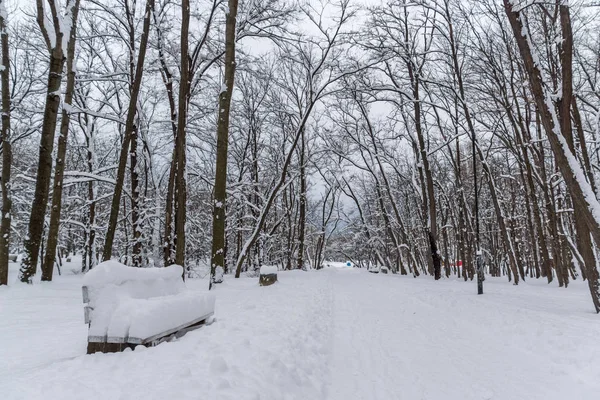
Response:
[412,82,441,280]
[0,1,11,286]
[41,0,81,281]
[520,120,548,280]
[164,153,176,266]
[174,0,190,274]
[476,151,520,284]
[571,98,596,193]
[447,10,519,283]
[535,115,557,283]
[444,3,486,284]
[102,0,155,262]
[130,124,142,267]
[19,1,67,283]
[210,0,239,287]
[154,10,178,268]
[84,135,96,273]
[296,128,306,270]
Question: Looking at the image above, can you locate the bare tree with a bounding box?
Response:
[0,0,11,286]
[175,0,191,273]
[101,0,156,264]
[19,0,79,283]
[232,0,373,277]
[503,0,600,311]
[210,0,240,287]
[41,0,81,281]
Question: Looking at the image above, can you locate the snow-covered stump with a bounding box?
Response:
[259,266,278,286]
[213,266,224,284]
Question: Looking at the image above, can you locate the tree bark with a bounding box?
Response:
[174,0,190,275]
[164,151,176,266]
[102,0,155,262]
[19,0,68,283]
[154,10,178,268]
[41,0,81,281]
[0,1,11,286]
[84,129,97,273]
[504,1,600,311]
[130,124,142,267]
[412,80,441,280]
[296,128,306,270]
[210,0,239,287]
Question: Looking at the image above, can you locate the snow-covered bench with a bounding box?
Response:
[82,261,215,354]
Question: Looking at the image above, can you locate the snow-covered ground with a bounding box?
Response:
[1,262,600,399]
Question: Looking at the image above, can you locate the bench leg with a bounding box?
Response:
[87,341,132,354]
[87,342,102,354]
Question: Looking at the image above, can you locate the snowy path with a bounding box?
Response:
[2,264,600,399]
[327,269,600,400]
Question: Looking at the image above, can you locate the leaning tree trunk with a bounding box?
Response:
[102,0,155,262]
[41,0,81,281]
[0,1,11,286]
[210,0,239,288]
[504,1,600,312]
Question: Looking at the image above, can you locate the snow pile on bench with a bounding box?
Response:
[82,261,215,351]
[259,265,278,286]
[107,291,216,344]
[83,260,184,287]
[259,265,278,275]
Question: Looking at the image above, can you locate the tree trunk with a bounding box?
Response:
[130,124,142,267]
[164,152,176,266]
[174,0,190,274]
[0,2,11,286]
[18,48,64,283]
[155,11,178,268]
[102,0,155,263]
[210,0,239,287]
[296,128,306,270]
[412,81,441,280]
[504,1,600,312]
[41,0,80,281]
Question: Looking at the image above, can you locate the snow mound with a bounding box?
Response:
[82,260,183,287]
[108,291,216,343]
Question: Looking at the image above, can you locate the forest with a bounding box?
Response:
[1,0,600,313]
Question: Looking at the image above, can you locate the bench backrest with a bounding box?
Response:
[82,261,184,331]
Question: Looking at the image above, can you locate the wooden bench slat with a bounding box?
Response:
[82,286,90,304]
[137,311,214,345]
[101,312,214,346]
[84,305,92,324]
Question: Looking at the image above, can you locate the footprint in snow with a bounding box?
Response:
[210,356,229,374]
